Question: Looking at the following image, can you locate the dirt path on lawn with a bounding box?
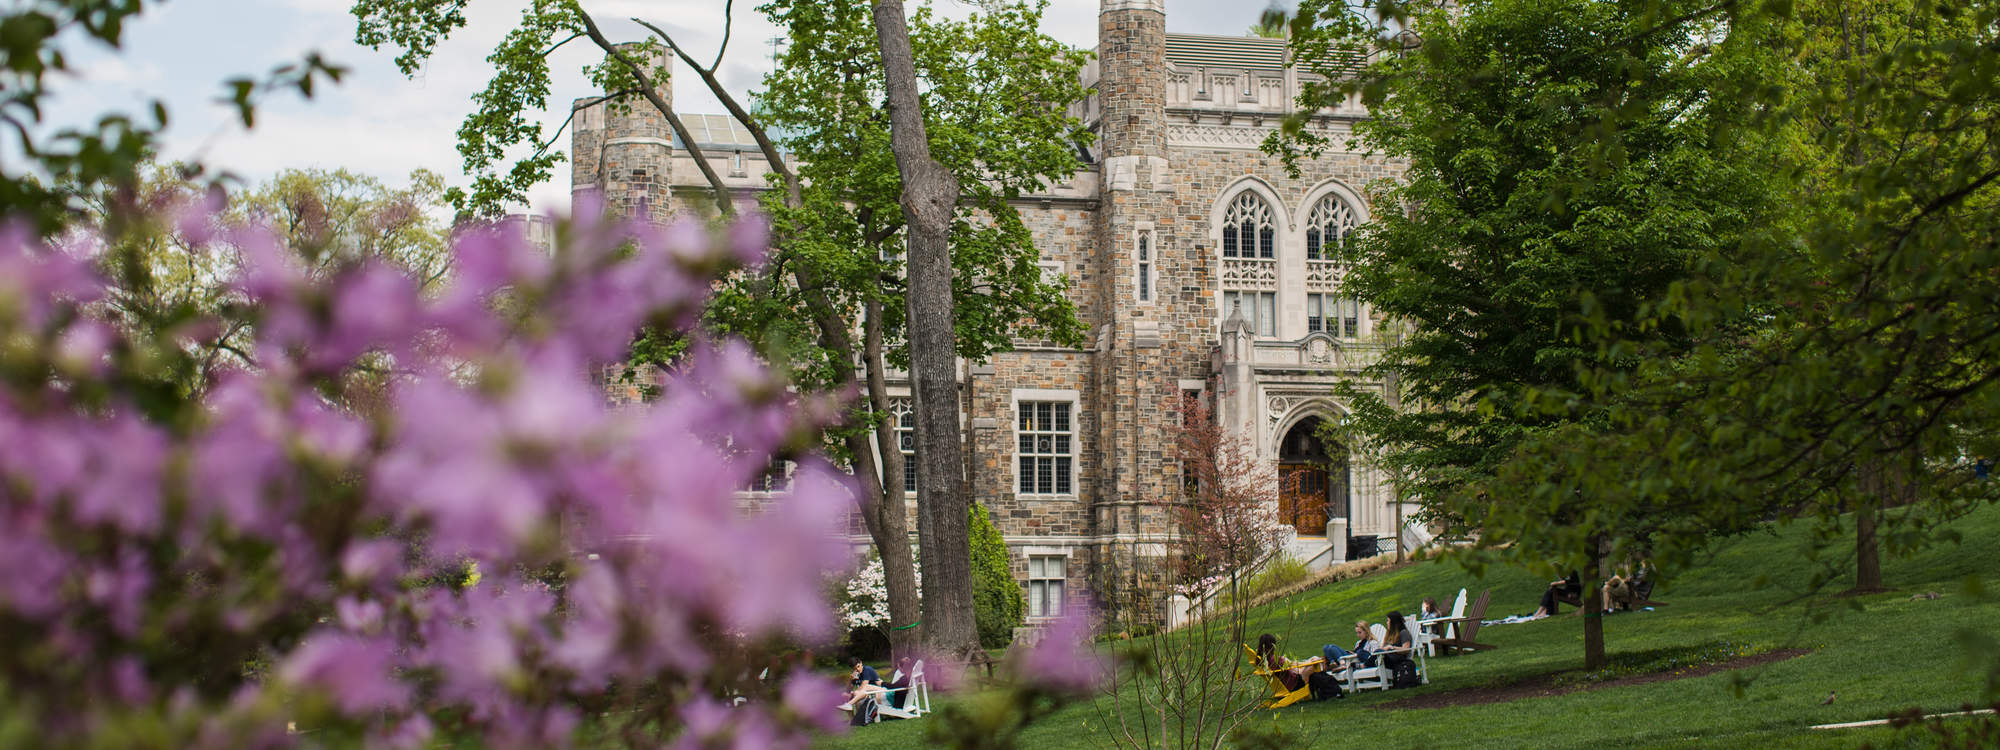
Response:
[1376,649,1811,710]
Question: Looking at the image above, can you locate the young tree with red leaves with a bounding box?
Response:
[1094,391,1299,750]
[1170,392,1287,599]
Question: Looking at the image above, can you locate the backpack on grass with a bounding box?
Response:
[1307,670,1345,701]
[1386,654,1421,688]
[849,696,878,726]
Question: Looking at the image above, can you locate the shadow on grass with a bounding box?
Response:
[1378,641,1812,710]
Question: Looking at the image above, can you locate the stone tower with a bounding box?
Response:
[571,44,675,222]
[1090,0,1180,620]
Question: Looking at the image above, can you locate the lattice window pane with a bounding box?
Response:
[1028,556,1066,617]
[1308,195,1358,255]
[891,399,918,492]
[1017,400,1075,496]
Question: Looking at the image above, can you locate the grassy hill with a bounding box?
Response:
[815,502,2000,749]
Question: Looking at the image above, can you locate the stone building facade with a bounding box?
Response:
[571,1,1411,624]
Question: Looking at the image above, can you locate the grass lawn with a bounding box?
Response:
[814,502,2000,749]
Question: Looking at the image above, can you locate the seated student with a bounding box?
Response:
[841,658,886,708]
[882,657,914,710]
[1601,563,1651,612]
[1533,572,1582,618]
[1418,597,1446,637]
[1379,611,1414,654]
[1255,633,1310,692]
[1320,620,1379,670]
[1377,611,1424,687]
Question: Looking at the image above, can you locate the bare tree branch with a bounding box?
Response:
[539,88,638,155]
[632,16,802,206]
[712,0,736,73]
[576,8,735,215]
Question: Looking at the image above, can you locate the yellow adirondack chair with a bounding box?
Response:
[1239,644,1326,708]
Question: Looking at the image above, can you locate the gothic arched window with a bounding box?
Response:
[1302,192,1364,339]
[1304,194,1357,261]
[1220,193,1275,259]
[1219,190,1278,337]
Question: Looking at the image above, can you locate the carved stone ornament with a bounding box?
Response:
[1163,123,1272,150]
[1266,395,1292,424]
[1304,336,1334,366]
[1220,258,1278,290]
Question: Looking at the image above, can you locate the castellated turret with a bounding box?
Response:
[570,44,674,222]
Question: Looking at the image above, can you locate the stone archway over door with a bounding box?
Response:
[1277,416,1349,537]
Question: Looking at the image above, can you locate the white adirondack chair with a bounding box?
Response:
[1340,624,1394,692]
[874,659,931,720]
[1418,589,1468,656]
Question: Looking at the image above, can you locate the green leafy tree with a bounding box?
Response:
[970,503,1024,649]
[754,0,1087,657]
[350,0,1089,657]
[1281,0,1785,668]
[1470,0,2000,603]
[82,164,452,398]
[1248,3,1293,39]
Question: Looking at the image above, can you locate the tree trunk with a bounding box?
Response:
[598,5,928,654]
[868,0,976,656]
[864,298,922,655]
[1847,455,1888,594]
[1582,542,1606,670]
[1854,502,1882,591]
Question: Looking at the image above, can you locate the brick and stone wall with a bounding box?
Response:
[571,45,676,223]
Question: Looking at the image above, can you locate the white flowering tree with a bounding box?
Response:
[840,552,920,637]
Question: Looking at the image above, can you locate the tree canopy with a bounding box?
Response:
[1284,0,1789,667]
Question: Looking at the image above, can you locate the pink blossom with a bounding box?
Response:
[781,672,850,733]
[1012,609,1106,695]
[0,200,827,749]
[70,412,166,534]
[83,549,152,637]
[340,539,404,587]
[0,522,65,617]
[54,319,114,375]
[321,260,421,367]
[280,633,410,713]
[371,714,434,750]
[335,596,386,633]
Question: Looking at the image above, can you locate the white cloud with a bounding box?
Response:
[80,55,163,86]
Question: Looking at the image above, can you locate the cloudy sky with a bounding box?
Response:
[46,0,1292,214]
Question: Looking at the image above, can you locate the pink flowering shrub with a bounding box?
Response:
[0,200,855,748]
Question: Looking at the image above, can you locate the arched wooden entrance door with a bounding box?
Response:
[1278,416,1349,536]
